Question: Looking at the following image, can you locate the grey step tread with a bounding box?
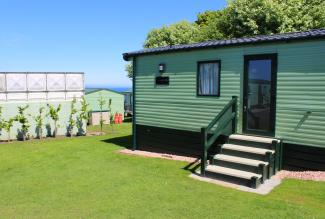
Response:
[214,154,269,166]
[222,144,275,155]
[229,134,279,144]
[206,165,262,180]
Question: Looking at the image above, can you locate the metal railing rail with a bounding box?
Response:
[201,96,238,175]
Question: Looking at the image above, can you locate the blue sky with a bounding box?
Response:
[0,0,226,88]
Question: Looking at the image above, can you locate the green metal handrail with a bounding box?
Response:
[200,96,238,176]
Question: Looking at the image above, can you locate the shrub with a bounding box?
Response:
[0,107,12,141]
[15,105,30,141]
[108,99,115,132]
[98,95,106,133]
[67,97,77,137]
[34,107,45,139]
[0,107,3,136]
[2,118,15,142]
[47,104,61,138]
[77,96,89,136]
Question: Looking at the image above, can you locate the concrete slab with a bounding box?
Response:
[190,173,282,195]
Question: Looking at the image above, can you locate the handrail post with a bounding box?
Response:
[232,96,238,134]
[201,96,238,176]
[200,127,208,176]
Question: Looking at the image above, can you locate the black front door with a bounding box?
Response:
[243,54,277,136]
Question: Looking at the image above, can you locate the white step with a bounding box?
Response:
[206,165,262,180]
[229,134,279,144]
[214,154,268,167]
[222,144,275,155]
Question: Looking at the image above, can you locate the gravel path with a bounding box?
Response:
[275,170,325,181]
[87,131,106,136]
[119,149,198,163]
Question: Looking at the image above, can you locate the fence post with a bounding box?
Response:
[232,96,238,134]
[201,127,208,176]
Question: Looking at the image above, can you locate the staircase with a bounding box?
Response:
[200,96,282,189]
[204,134,281,188]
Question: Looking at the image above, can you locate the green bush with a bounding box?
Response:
[34,107,45,139]
[67,97,77,137]
[15,105,30,141]
[98,95,106,133]
[77,96,89,136]
[47,104,61,138]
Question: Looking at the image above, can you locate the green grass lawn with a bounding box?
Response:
[0,123,324,218]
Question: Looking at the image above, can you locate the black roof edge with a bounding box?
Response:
[123,28,325,61]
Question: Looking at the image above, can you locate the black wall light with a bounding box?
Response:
[156,63,169,85]
[158,63,165,73]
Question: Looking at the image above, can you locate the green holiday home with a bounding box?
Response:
[85,89,124,125]
[123,29,325,188]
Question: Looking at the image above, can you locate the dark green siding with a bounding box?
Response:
[136,124,225,156]
[283,143,325,170]
[135,40,325,148]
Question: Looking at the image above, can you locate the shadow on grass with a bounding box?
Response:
[182,158,201,174]
[101,135,132,149]
[101,134,201,174]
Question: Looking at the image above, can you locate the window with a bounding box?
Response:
[197,61,220,96]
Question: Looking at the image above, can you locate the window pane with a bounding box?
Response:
[247,59,272,132]
[198,62,219,95]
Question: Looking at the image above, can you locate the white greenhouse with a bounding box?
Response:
[0,72,85,140]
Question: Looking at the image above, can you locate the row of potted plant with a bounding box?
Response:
[0,97,89,141]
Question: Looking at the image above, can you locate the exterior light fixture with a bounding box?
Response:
[156,63,169,86]
[159,63,165,73]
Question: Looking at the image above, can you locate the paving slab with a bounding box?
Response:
[190,173,282,195]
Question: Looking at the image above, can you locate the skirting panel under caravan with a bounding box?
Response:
[283,143,325,170]
[136,125,325,171]
[136,125,226,157]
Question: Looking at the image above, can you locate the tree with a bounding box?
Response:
[67,97,77,137]
[125,62,133,79]
[98,95,106,133]
[143,20,199,48]
[140,0,325,47]
[216,0,282,38]
[34,107,45,139]
[195,10,225,41]
[275,0,325,32]
[47,104,61,138]
[77,96,89,136]
[15,105,30,141]
[199,0,325,39]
